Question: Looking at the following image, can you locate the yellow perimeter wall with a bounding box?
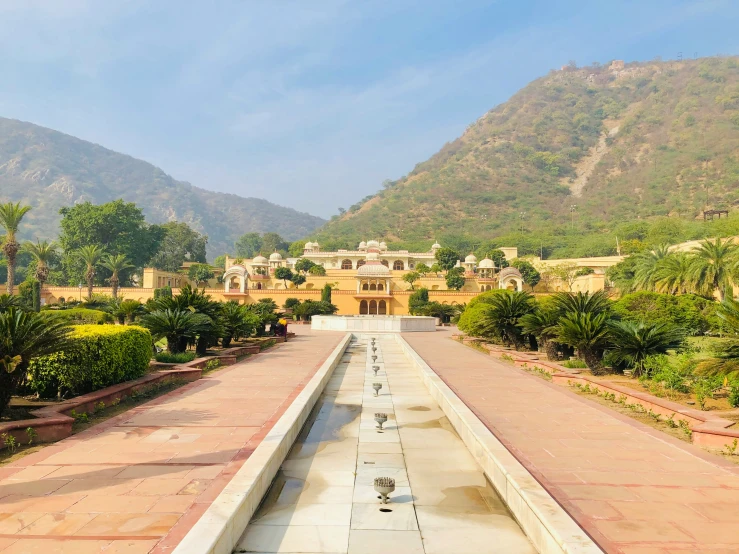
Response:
[41,269,610,315]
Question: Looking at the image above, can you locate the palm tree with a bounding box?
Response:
[0,294,23,313]
[101,253,134,299]
[477,291,535,349]
[219,301,258,347]
[23,240,57,288]
[653,253,693,295]
[140,309,212,354]
[632,244,671,291]
[520,307,561,361]
[608,320,684,376]
[550,290,612,317]
[698,298,739,379]
[0,202,32,294]
[0,308,71,415]
[556,312,611,374]
[149,285,221,355]
[108,298,144,324]
[75,245,106,300]
[689,238,739,301]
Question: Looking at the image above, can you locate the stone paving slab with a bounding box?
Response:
[0,330,344,554]
[403,329,739,554]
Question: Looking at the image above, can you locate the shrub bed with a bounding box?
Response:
[44,307,114,325]
[28,325,152,399]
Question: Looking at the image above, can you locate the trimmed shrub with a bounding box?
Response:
[47,308,114,325]
[28,325,153,399]
[155,351,196,364]
[457,303,492,337]
[613,291,716,335]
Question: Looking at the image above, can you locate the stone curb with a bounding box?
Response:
[0,367,201,444]
[171,332,353,554]
[395,334,604,554]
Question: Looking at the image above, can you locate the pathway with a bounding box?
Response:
[403,329,739,554]
[236,336,533,553]
[0,330,344,554]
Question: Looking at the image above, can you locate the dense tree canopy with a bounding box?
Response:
[59,201,162,280]
[149,222,207,272]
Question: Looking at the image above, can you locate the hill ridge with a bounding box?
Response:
[315,56,739,256]
[0,116,325,257]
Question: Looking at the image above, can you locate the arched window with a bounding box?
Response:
[357,260,366,268]
[393,260,404,271]
[362,281,369,290]
[369,300,378,315]
[378,282,384,291]
[341,259,353,270]
[381,260,389,267]
[370,283,377,291]
[378,300,387,315]
[360,300,368,314]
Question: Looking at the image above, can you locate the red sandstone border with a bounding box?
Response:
[456,335,739,449]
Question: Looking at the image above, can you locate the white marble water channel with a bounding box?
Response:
[234,337,535,554]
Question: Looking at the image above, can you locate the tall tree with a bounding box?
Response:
[101,253,134,299]
[261,232,289,254]
[234,233,263,258]
[59,200,162,284]
[187,263,215,287]
[0,202,31,294]
[149,222,208,272]
[76,245,106,300]
[23,240,57,288]
[632,244,671,291]
[435,247,461,272]
[689,238,739,301]
[653,253,693,295]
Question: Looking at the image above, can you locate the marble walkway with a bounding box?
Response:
[403,328,739,554]
[236,336,533,554]
[0,330,344,554]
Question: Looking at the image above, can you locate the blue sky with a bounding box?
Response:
[1,1,737,219]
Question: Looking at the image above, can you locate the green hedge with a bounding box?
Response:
[29,325,153,399]
[43,308,114,325]
[613,291,718,336]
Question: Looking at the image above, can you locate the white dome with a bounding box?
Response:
[379,241,387,250]
[367,240,380,248]
[465,253,477,264]
[252,255,268,264]
[431,241,441,250]
[358,241,367,249]
[269,252,283,261]
[303,241,314,250]
[312,241,319,249]
[478,258,495,269]
[357,262,391,277]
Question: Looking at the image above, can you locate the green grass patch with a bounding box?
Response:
[154,351,196,364]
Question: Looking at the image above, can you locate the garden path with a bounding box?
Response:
[0,328,344,554]
[403,328,739,554]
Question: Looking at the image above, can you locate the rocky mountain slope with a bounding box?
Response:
[315,56,739,253]
[0,117,325,256]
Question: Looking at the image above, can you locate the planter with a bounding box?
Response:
[0,367,201,445]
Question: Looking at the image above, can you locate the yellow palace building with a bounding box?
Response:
[41,240,623,314]
[220,240,525,315]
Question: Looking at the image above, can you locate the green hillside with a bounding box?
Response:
[0,117,325,257]
[315,57,739,257]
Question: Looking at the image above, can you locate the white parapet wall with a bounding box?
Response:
[311,315,436,333]
[171,333,353,554]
